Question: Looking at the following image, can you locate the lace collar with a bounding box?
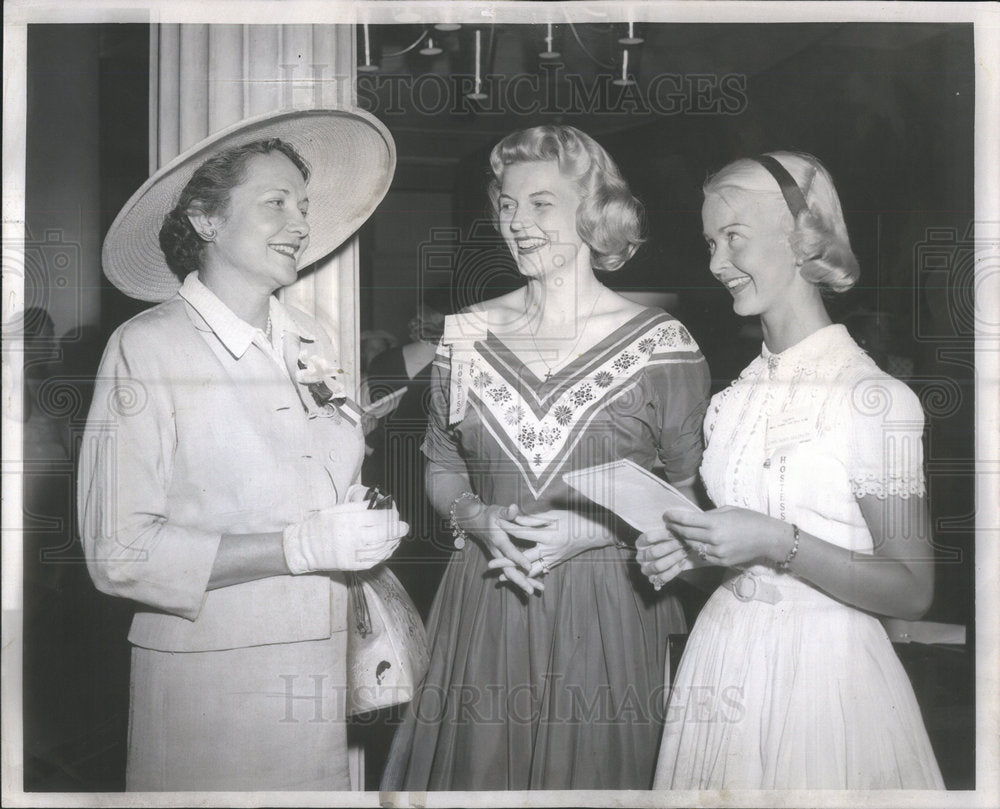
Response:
[752,324,858,380]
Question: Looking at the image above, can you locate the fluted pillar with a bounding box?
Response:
[150,25,365,787]
[150,23,361,388]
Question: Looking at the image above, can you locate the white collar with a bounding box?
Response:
[178,273,315,358]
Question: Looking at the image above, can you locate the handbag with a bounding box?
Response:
[345,565,430,716]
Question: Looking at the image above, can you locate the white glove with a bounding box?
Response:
[283,500,408,574]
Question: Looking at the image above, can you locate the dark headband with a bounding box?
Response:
[753,155,808,217]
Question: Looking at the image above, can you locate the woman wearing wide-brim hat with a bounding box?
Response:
[78,108,406,791]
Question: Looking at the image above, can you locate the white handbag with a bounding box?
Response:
[345,566,430,716]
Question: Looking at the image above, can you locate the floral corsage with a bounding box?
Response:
[295,349,347,418]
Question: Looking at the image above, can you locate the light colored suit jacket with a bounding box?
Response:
[79,275,363,652]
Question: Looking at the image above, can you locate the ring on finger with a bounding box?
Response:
[540,559,551,575]
[650,574,664,592]
[697,543,708,561]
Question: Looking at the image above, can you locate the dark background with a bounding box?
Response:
[20,22,975,791]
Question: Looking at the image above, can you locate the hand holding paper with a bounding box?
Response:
[562,459,701,534]
[563,459,704,589]
[635,528,697,589]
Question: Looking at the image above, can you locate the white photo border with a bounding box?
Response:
[2,2,997,807]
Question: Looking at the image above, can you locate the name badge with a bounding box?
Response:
[765,409,815,457]
[448,347,479,426]
[442,314,487,427]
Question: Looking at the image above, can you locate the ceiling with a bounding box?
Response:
[358,21,961,189]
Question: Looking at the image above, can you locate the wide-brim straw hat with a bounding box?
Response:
[103,107,396,302]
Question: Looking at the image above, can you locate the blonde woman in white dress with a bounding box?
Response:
[638,152,944,789]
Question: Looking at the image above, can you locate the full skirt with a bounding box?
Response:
[382,543,686,790]
[654,573,944,789]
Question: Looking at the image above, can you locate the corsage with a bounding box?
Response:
[295,350,347,417]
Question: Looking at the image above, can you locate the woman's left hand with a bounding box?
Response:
[491,507,613,578]
[635,529,697,588]
[662,506,790,568]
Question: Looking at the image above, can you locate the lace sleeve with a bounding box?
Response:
[846,373,926,500]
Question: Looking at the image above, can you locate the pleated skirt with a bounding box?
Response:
[126,631,350,791]
[381,543,686,790]
[654,577,945,789]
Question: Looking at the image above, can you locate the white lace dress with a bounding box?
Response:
[654,324,944,789]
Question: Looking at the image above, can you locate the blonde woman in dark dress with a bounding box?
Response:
[382,125,710,790]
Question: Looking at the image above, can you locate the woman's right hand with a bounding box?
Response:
[282,502,409,574]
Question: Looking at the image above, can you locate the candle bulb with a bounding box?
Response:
[614,47,633,86]
[420,34,442,56]
[540,22,560,59]
[467,29,487,100]
[358,23,378,73]
[619,20,644,46]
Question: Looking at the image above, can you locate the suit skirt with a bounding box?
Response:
[126,630,350,791]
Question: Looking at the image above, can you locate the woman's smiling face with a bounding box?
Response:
[204,151,311,294]
[701,189,799,319]
[496,160,588,278]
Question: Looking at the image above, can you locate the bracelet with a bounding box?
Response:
[448,491,482,550]
[780,523,800,570]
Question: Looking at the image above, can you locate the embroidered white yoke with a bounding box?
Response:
[428,308,710,503]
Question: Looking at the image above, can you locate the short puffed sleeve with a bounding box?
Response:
[844,371,926,499]
[646,337,711,484]
[420,345,469,475]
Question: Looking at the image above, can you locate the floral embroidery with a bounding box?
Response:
[572,384,594,406]
[851,474,925,500]
[518,425,536,449]
[677,325,692,344]
[553,404,573,426]
[656,327,677,348]
[538,426,561,446]
[464,314,698,498]
[504,405,525,425]
[295,351,347,410]
[487,386,511,405]
[593,370,614,388]
[612,352,638,373]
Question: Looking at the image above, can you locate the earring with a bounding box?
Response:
[200,228,216,241]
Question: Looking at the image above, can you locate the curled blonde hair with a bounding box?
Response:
[704,151,860,293]
[488,125,644,272]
